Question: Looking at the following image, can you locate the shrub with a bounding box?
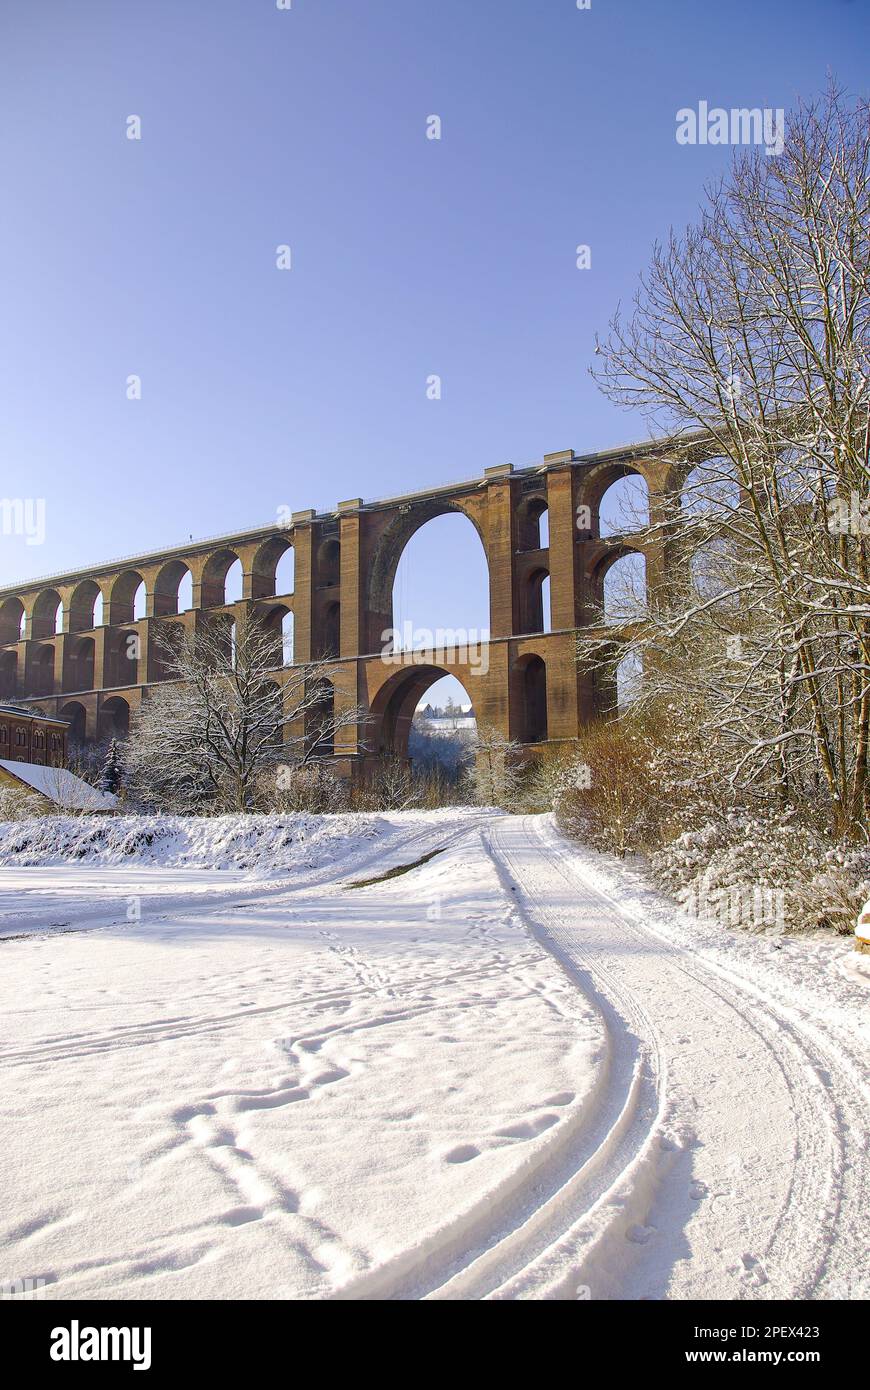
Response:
[652,812,870,935]
[553,711,688,856]
[0,783,45,821]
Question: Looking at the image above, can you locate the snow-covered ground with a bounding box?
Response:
[0,811,866,1301]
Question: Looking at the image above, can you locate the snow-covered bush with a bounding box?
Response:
[554,705,869,935]
[0,782,45,821]
[651,813,870,935]
[265,763,350,814]
[552,708,713,856]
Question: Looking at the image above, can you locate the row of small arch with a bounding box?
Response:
[0,539,303,644]
[34,670,339,754]
[0,606,302,702]
[0,467,661,647]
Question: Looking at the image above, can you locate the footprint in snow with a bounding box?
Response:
[443,1144,480,1164]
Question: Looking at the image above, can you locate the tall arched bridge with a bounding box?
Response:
[0,443,684,773]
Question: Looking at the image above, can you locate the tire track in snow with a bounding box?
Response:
[335,814,866,1301]
[330,827,665,1302]
[466,817,865,1301]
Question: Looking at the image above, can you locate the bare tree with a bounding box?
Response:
[126,614,362,812]
[470,723,524,808]
[586,82,870,838]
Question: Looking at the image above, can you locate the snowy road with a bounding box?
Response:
[458,817,869,1301]
[0,811,866,1301]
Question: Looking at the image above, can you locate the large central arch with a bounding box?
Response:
[366,499,490,655]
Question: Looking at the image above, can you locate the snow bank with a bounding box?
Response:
[0,808,488,876]
[0,812,382,873]
[857,900,870,942]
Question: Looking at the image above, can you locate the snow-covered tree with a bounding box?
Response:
[125,614,361,813]
[585,83,870,839]
[470,723,524,808]
[99,739,124,795]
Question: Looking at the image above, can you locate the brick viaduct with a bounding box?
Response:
[0,443,682,774]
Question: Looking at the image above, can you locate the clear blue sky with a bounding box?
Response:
[1,0,867,705]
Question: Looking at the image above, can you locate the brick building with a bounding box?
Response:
[0,705,68,767]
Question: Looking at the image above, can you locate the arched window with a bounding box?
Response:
[596,471,649,538]
[514,654,547,743]
[0,598,25,643]
[517,496,549,551]
[602,552,647,625]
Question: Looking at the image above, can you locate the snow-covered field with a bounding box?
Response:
[0,811,867,1301]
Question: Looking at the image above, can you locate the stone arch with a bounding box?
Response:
[513,653,548,744]
[153,560,193,617]
[520,566,551,635]
[65,636,95,692]
[517,494,549,551]
[594,547,647,624]
[0,649,17,698]
[367,500,490,650]
[313,532,341,659]
[201,548,242,608]
[681,456,740,518]
[259,679,284,750]
[321,602,340,660]
[317,536,341,588]
[106,630,140,687]
[369,663,472,759]
[101,695,130,739]
[258,603,293,669]
[59,700,87,746]
[307,675,336,758]
[616,650,642,710]
[225,560,244,606]
[151,621,185,682]
[109,571,146,626]
[31,644,56,696]
[68,580,103,633]
[31,589,63,639]
[579,462,650,539]
[251,537,294,600]
[0,597,24,644]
